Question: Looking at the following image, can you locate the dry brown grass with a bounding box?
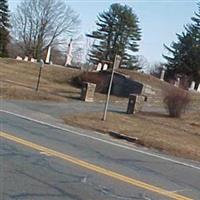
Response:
[63,111,200,161]
[0,58,129,103]
[117,68,200,107]
[0,58,82,101]
[2,58,200,160]
[117,68,172,90]
[1,58,199,106]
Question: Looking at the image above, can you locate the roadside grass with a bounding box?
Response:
[1,82,69,101]
[63,111,200,161]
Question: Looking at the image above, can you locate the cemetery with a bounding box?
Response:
[1,0,200,163]
[1,1,200,198]
[1,56,200,161]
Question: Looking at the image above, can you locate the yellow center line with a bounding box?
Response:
[0,131,192,200]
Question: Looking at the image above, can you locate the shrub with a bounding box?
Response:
[71,73,84,88]
[72,72,110,92]
[163,89,190,118]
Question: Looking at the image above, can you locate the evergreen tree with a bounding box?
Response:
[87,3,141,69]
[0,0,10,57]
[164,2,200,88]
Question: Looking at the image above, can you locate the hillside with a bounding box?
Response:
[117,68,200,108]
[0,58,199,107]
[0,58,82,101]
[0,58,128,102]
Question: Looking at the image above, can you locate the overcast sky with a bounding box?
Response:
[8,0,198,64]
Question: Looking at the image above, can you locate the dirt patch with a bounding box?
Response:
[63,111,200,161]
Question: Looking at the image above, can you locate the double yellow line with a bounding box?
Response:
[0,131,192,200]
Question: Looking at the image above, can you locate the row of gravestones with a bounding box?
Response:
[95,63,108,72]
[16,55,53,65]
[189,81,200,92]
[160,69,200,93]
[16,46,54,64]
[16,56,37,63]
[94,59,124,72]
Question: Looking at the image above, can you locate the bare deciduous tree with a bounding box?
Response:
[135,55,150,72]
[150,62,165,78]
[12,0,80,60]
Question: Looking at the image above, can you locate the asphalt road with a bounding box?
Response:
[0,100,166,120]
[1,109,200,200]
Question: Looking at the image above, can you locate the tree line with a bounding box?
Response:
[164,2,200,88]
[0,0,200,86]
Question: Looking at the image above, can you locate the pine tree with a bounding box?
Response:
[0,0,10,57]
[164,2,200,87]
[87,3,141,69]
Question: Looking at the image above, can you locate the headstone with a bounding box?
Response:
[174,77,180,87]
[160,69,165,81]
[16,56,22,60]
[177,77,181,87]
[24,56,28,61]
[45,46,51,64]
[127,94,145,114]
[197,83,200,92]
[113,55,121,69]
[189,81,195,91]
[96,63,102,71]
[30,58,36,63]
[65,38,73,66]
[81,82,96,102]
[102,63,108,71]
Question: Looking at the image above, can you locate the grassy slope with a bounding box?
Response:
[0,58,128,102]
[1,58,199,103]
[117,68,200,107]
[0,58,82,101]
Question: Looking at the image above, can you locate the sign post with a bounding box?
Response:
[102,55,121,121]
[36,59,44,91]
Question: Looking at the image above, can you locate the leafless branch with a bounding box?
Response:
[11,0,80,59]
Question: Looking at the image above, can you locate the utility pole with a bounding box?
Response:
[36,59,44,91]
[102,55,121,121]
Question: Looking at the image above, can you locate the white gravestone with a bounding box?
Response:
[16,56,22,60]
[197,83,200,92]
[160,69,165,81]
[102,63,108,71]
[45,46,51,64]
[96,63,102,72]
[174,77,180,87]
[189,81,195,91]
[30,58,36,63]
[65,39,73,66]
[24,56,28,61]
